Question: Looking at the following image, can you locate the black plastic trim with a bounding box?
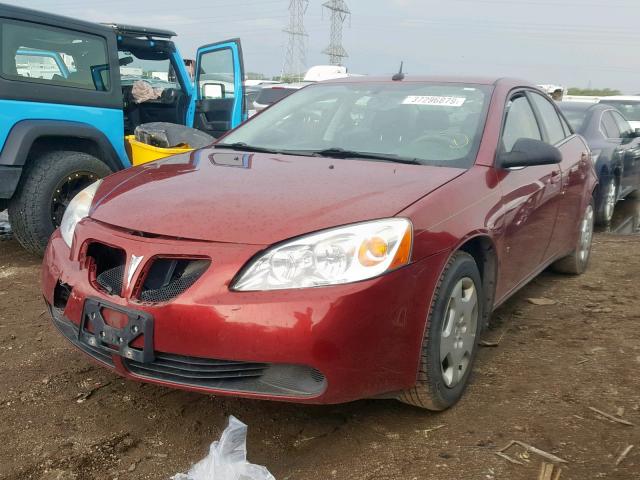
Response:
[0,165,21,199]
[0,120,123,171]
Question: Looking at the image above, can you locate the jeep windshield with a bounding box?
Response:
[220,82,492,168]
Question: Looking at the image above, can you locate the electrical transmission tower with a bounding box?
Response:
[282,0,309,82]
[322,0,350,65]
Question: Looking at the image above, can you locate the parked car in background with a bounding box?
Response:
[0,4,247,255]
[598,96,640,130]
[250,82,310,115]
[249,66,364,116]
[44,76,597,411]
[558,102,640,224]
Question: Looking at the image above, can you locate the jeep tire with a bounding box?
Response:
[9,150,112,255]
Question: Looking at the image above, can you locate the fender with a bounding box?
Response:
[0,120,124,172]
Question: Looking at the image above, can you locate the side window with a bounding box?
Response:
[0,20,110,91]
[601,111,621,139]
[611,111,632,138]
[198,48,235,100]
[529,93,566,145]
[502,94,542,152]
[559,112,572,136]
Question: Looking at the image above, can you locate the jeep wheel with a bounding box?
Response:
[8,150,112,255]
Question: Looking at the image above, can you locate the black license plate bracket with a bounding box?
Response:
[79,298,155,363]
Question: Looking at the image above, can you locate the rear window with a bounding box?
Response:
[0,20,110,91]
[255,88,297,105]
[599,100,640,121]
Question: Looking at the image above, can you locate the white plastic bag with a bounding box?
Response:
[172,416,275,480]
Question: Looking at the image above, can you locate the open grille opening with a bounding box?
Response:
[87,243,126,297]
[137,258,210,303]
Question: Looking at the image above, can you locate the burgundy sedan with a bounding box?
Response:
[43,77,597,410]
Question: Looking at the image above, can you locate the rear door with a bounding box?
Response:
[528,90,587,260]
[192,38,245,138]
[610,110,640,195]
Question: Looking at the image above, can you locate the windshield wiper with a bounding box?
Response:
[213,142,318,157]
[308,148,423,165]
[213,142,284,154]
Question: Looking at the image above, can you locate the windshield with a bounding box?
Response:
[599,100,640,121]
[222,82,492,168]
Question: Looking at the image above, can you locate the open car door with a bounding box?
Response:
[193,38,245,138]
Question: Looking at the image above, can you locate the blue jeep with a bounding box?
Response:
[0,4,246,254]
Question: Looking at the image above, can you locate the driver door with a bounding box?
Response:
[191,39,245,138]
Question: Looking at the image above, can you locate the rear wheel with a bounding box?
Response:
[398,251,483,410]
[596,177,618,225]
[552,201,594,275]
[9,150,112,255]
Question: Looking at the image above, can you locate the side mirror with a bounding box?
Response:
[201,82,225,99]
[498,138,562,169]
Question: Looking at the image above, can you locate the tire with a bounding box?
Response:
[595,177,618,225]
[552,200,595,275]
[398,251,483,411]
[8,150,112,255]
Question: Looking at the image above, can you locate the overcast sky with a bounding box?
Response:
[15,0,640,92]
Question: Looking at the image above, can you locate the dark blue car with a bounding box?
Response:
[558,102,640,224]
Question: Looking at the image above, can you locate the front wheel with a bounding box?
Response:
[398,251,483,410]
[552,200,594,275]
[8,150,112,255]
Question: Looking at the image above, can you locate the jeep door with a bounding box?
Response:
[192,39,245,138]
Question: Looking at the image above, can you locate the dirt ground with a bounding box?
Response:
[0,201,639,480]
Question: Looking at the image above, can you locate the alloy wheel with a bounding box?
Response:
[440,276,478,388]
[604,181,617,222]
[579,204,594,263]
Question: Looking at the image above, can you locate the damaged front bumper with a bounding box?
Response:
[43,219,444,404]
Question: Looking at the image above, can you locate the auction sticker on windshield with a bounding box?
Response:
[402,95,466,107]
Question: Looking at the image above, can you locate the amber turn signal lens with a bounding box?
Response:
[358,236,389,266]
[389,225,412,269]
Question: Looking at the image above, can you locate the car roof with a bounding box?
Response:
[599,95,640,102]
[558,101,607,112]
[0,3,175,39]
[0,2,113,35]
[262,82,314,90]
[320,75,534,88]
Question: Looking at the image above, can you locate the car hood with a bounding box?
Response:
[91,148,464,245]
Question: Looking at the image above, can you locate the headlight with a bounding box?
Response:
[232,218,413,291]
[60,180,102,248]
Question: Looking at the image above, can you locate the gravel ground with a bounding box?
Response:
[0,199,639,480]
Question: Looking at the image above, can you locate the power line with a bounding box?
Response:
[322,0,350,66]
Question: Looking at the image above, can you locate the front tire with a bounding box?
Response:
[398,251,483,411]
[8,150,112,255]
[552,200,594,275]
